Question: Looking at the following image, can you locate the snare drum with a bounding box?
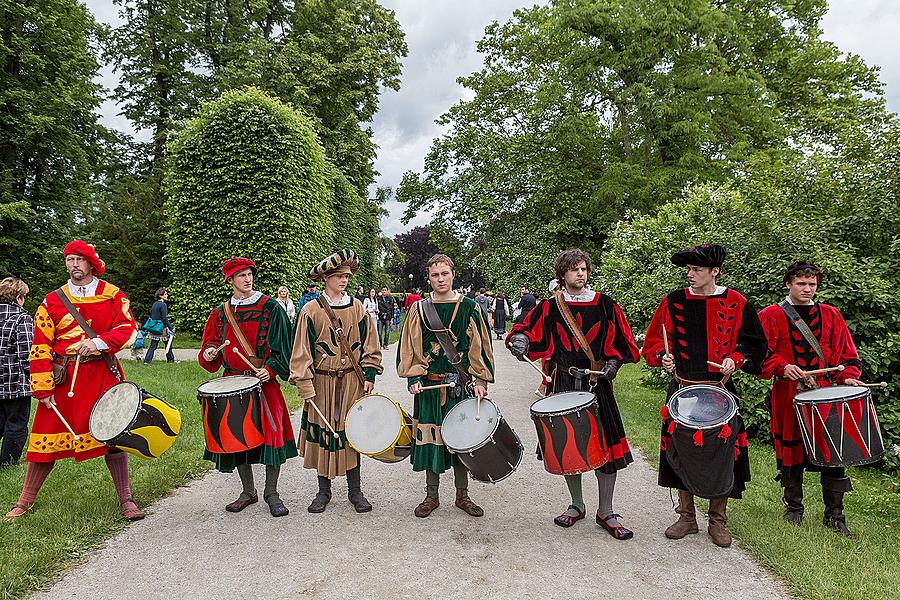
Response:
[794,385,885,467]
[530,392,609,475]
[345,393,412,463]
[197,376,264,454]
[90,382,181,459]
[442,397,523,484]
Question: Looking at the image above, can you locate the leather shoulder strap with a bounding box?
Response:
[419,298,471,385]
[778,300,826,365]
[554,292,601,378]
[55,289,98,339]
[315,297,365,385]
[223,301,263,368]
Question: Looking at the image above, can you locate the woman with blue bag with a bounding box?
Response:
[143,288,175,363]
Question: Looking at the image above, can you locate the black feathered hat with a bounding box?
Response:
[671,243,726,268]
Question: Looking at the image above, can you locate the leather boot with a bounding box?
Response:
[665,489,699,539]
[455,488,484,517]
[822,476,854,537]
[308,476,332,513]
[781,471,805,526]
[707,497,732,547]
[347,466,372,513]
[414,484,440,518]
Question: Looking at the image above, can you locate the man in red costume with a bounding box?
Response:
[5,241,142,522]
[758,261,863,537]
[199,258,297,517]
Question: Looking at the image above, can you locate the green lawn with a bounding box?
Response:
[614,363,900,600]
[0,362,300,600]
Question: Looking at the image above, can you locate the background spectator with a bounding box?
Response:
[474,287,491,322]
[515,285,537,324]
[355,285,366,303]
[0,277,33,466]
[298,282,319,310]
[404,288,421,311]
[377,286,396,349]
[492,291,511,339]
[363,288,379,323]
[143,287,175,364]
[275,285,296,322]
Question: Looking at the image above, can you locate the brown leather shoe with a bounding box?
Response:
[414,496,439,517]
[225,491,258,513]
[121,499,146,521]
[455,490,484,517]
[3,502,33,523]
[665,490,699,539]
[707,497,732,547]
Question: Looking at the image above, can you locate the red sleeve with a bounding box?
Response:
[641,297,670,366]
[758,306,789,380]
[97,289,139,353]
[828,307,862,383]
[198,307,223,373]
[603,302,640,363]
[508,299,554,360]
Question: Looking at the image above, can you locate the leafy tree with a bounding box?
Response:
[0,0,105,296]
[165,88,334,334]
[389,226,439,291]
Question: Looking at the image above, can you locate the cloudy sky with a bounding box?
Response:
[85,1,900,237]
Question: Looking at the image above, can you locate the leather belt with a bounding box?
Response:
[424,374,444,382]
[314,366,357,427]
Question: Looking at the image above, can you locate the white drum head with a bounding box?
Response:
[345,394,402,455]
[530,391,596,416]
[795,385,869,403]
[442,398,500,453]
[668,384,737,429]
[198,376,260,395]
[90,382,141,441]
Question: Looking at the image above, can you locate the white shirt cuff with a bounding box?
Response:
[93,338,109,351]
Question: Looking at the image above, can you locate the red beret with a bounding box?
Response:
[222,257,257,282]
[63,240,105,275]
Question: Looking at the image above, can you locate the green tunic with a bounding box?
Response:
[396,295,495,473]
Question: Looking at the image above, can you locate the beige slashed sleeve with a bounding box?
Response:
[289,307,317,400]
[396,301,429,380]
[466,303,496,388]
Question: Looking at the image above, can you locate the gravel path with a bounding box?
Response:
[38,345,791,600]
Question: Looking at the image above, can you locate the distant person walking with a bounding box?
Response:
[0,277,33,466]
[491,291,510,339]
[143,288,175,364]
[515,285,537,324]
[377,287,396,349]
[275,286,296,323]
[363,288,379,323]
[474,288,491,323]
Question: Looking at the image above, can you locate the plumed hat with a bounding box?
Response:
[63,240,105,275]
[309,249,359,281]
[222,257,258,282]
[784,261,823,284]
[671,243,726,268]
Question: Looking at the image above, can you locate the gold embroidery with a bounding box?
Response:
[29,344,53,361]
[34,305,55,338]
[28,432,104,454]
[30,372,54,392]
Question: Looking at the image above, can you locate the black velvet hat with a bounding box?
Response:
[783,261,823,284]
[670,243,726,268]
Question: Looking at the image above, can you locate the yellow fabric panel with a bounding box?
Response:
[30,371,54,393]
[34,305,55,339]
[28,432,105,455]
[62,282,120,304]
[29,344,53,361]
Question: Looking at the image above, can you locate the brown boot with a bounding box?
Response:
[665,489,699,539]
[707,497,732,547]
[455,489,484,517]
[414,495,440,518]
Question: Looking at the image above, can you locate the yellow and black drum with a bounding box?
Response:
[90,382,181,459]
[345,393,412,463]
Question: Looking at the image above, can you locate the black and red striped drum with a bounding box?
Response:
[530,391,609,475]
[197,376,264,454]
[794,385,885,467]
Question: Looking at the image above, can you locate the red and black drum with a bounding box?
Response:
[442,397,523,484]
[793,385,885,467]
[530,392,609,475]
[197,376,264,454]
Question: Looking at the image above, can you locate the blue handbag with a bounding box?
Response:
[142,317,165,335]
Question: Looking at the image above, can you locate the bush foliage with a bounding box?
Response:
[165,88,334,334]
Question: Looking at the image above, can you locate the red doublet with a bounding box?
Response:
[758,302,862,474]
[27,281,137,462]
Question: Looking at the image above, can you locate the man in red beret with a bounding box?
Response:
[757,261,863,537]
[5,241,143,522]
[198,258,297,517]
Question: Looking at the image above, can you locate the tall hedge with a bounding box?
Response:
[165,88,334,334]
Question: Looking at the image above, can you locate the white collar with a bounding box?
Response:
[688,285,726,297]
[230,290,263,306]
[785,295,814,306]
[562,288,594,303]
[324,292,350,306]
[431,291,461,302]
[68,278,99,297]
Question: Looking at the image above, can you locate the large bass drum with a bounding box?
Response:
[530,392,609,475]
[197,376,264,454]
[90,382,181,459]
[345,393,412,463]
[442,397,523,484]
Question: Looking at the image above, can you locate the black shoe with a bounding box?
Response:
[308,492,331,513]
[225,491,258,513]
[349,491,372,513]
[596,512,634,540]
[268,500,289,517]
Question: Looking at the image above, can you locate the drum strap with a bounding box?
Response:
[420,298,472,389]
[314,297,366,387]
[54,288,119,378]
[553,292,601,384]
[779,301,827,366]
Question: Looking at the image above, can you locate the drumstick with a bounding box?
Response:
[707,360,726,370]
[304,396,337,435]
[859,382,888,388]
[232,347,261,371]
[232,348,279,433]
[419,383,454,391]
[67,353,82,398]
[526,359,552,382]
[801,365,845,377]
[662,325,670,356]
[211,340,230,356]
[476,395,481,421]
[48,401,79,441]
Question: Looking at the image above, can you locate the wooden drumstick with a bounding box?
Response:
[48,401,79,441]
[707,360,726,370]
[232,347,261,371]
[801,365,845,377]
[662,325,670,356]
[526,359,552,382]
[211,339,230,356]
[419,383,453,391]
[67,354,82,398]
[859,382,888,388]
[304,396,337,435]
[232,348,279,433]
[476,395,481,421]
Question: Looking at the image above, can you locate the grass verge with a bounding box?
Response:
[614,363,900,600]
[0,362,300,600]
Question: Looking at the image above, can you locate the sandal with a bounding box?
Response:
[3,503,33,523]
[596,512,633,540]
[554,504,585,528]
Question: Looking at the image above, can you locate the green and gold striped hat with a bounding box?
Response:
[309,248,360,281]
